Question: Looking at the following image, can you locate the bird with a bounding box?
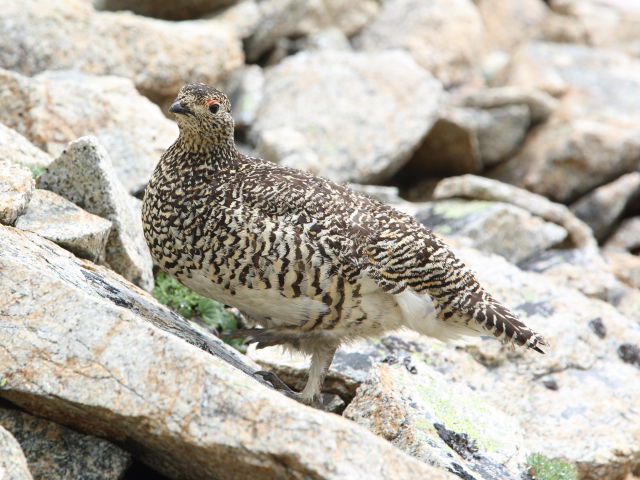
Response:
[142,83,548,406]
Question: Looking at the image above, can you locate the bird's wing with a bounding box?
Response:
[237,159,547,352]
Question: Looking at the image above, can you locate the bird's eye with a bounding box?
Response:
[209,103,220,114]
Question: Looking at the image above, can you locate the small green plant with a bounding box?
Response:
[24,164,45,179]
[526,454,577,480]
[153,272,245,351]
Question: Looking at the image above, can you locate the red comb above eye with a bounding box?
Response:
[206,99,220,105]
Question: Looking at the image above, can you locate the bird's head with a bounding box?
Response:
[169,83,234,146]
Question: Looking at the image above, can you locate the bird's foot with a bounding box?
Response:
[253,370,309,404]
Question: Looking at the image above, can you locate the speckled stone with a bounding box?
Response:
[15,189,112,262]
[0,123,52,171]
[0,425,33,480]
[0,408,131,480]
[0,68,176,194]
[0,0,243,99]
[251,50,443,184]
[415,199,568,264]
[37,136,153,290]
[244,0,380,61]
[0,161,34,226]
[353,0,485,87]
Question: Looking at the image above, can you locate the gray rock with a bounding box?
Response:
[0,408,131,480]
[344,362,525,480]
[475,105,531,167]
[95,0,238,20]
[403,108,483,177]
[0,68,177,194]
[433,175,597,249]
[491,42,640,202]
[0,123,52,172]
[225,65,265,130]
[405,105,530,176]
[457,86,558,125]
[251,50,443,184]
[353,0,485,87]
[604,217,640,253]
[546,0,640,54]
[37,137,153,291]
[0,425,33,480]
[604,250,640,291]
[0,0,243,100]
[245,0,379,61]
[452,247,640,480]
[520,248,618,300]
[298,28,352,52]
[0,161,34,226]
[415,199,568,264]
[476,0,548,51]
[609,284,640,326]
[570,172,640,242]
[14,189,112,262]
[0,225,456,480]
[204,0,261,38]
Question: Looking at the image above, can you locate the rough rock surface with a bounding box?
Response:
[571,172,640,242]
[546,0,640,54]
[476,0,548,51]
[95,0,238,20]
[520,248,618,300]
[225,65,265,130]
[404,104,529,177]
[0,225,455,480]
[457,86,558,125]
[0,162,34,226]
[491,42,640,202]
[604,217,640,253]
[0,425,33,480]
[0,0,243,100]
[433,175,597,249]
[37,137,153,291]
[244,0,380,61]
[251,50,443,184]
[14,189,112,262]
[604,250,640,291]
[0,124,52,171]
[0,69,176,195]
[344,362,525,480]
[353,0,485,87]
[0,407,131,480]
[415,199,567,264]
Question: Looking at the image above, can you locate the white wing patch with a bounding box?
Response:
[179,271,328,327]
[395,289,483,342]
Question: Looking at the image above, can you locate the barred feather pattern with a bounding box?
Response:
[142,84,547,400]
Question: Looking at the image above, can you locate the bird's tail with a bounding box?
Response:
[456,291,548,353]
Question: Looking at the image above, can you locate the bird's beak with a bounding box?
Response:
[169,101,194,116]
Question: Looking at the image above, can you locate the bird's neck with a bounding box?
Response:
[176,133,236,155]
[172,134,239,170]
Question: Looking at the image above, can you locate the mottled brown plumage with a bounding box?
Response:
[142,83,548,404]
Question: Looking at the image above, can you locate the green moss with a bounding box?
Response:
[396,367,501,452]
[432,199,494,219]
[526,454,577,480]
[21,163,45,179]
[152,272,244,351]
